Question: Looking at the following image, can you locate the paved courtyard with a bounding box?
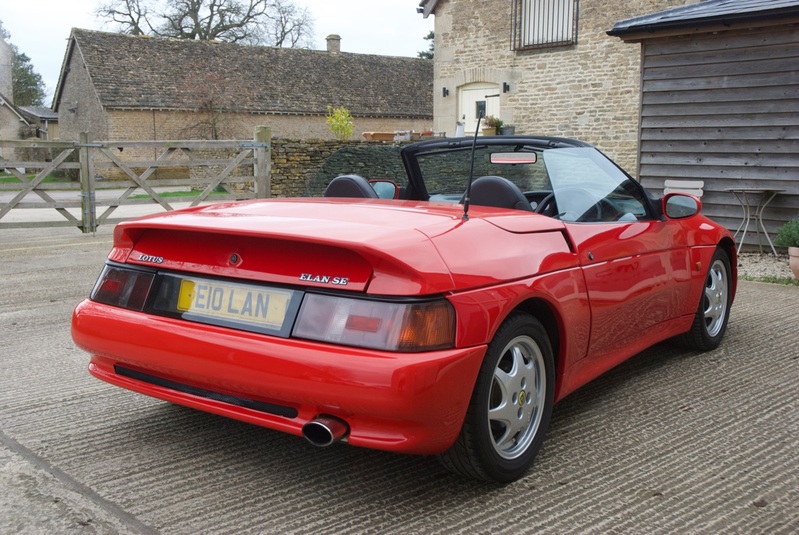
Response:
[1,226,798,534]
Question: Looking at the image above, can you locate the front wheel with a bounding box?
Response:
[439,313,555,483]
[678,247,733,350]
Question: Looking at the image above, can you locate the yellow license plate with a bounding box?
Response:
[177,278,293,330]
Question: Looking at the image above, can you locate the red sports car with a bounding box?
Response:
[72,136,736,482]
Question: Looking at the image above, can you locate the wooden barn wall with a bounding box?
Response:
[637,25,799,244]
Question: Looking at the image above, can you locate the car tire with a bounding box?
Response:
[678,247,733,351]
[438,312,554,483]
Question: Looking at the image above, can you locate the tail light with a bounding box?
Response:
[91,265,155,311]
[292,294,455,352]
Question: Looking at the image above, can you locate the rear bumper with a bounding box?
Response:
[72,299,486,455]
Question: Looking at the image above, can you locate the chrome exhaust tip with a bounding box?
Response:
[302,415,349,447]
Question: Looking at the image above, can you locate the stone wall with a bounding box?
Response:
[271,139,406,197]
[430,0,686,172]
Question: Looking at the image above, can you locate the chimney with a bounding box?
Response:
[326,34,341,54]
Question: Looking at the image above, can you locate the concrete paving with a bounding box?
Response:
[1,225,798,534]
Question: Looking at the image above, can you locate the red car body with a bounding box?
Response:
[72,136,737,481]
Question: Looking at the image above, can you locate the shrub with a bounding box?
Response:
[483,115,502,129]
[326,105,354,141]
[775,219,799,248]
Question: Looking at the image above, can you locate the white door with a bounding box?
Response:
[459,83,500,134]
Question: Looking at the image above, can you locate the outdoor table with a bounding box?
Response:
[727,188,784,256]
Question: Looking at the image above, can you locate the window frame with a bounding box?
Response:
[512,0,579,50]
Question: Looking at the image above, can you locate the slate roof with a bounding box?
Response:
[20,106,58,121]
[56,29,433,118]
[609,0,799,36]
[418,0,440,18]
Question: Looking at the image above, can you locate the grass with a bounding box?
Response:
[0,174,72,184]
[130,189,227,199]
[740,274,799,286]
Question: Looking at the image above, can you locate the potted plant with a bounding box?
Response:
[499,124,516,135]
[482,116,501,136]
[775,219,799,279]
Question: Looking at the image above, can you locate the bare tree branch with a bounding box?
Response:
[258,0,314,48]
[95,0,156,35]
[96,0,314,45]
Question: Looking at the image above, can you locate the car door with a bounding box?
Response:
[566,218,693,363]
[544,148,694,364]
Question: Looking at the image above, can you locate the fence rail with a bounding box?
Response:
[0,128,271,232]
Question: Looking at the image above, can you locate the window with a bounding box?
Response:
[513,0,578,50]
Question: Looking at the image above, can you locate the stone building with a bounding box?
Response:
[418,0,687,171]
[53,29,433,143]
[0,94,30,153]
[0,35,11,99]
[0,37,33,157]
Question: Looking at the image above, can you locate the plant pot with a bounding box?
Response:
[789,246,799,280]
[481,126,496,136]
[499,126,516,135]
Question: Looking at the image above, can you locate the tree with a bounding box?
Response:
[0,20,47,106]
[94,0,153,35]
[12,48,46,106]
[96,0,314,47]
[418,30,434,59]
[255,0,314,48]
[174,67,248,139]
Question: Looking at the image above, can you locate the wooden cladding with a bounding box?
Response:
[637,25,799,239]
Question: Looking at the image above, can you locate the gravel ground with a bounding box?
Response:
[737,251,795,280]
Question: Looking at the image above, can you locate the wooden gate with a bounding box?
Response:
[0,128,271,233]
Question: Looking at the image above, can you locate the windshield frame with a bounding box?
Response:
[400,136,658,221]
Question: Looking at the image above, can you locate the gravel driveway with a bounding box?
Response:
[2,227,797,534]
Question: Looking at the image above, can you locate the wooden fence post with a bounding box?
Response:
[254,126,271,199]
[79,132,97,233]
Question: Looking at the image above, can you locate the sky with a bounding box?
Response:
[0,0,433,105]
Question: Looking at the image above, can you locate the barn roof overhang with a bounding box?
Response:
[609,0,799,41]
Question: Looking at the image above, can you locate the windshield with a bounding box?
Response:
[413,143,652,222]
[543,148,651,221]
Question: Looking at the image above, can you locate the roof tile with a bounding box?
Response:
[70,29,433,118]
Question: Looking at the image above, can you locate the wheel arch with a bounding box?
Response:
[513,298,564,392]
[718,237,738,300]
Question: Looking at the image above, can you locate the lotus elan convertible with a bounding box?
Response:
[72,136,736,482]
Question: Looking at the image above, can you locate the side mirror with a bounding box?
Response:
[663,193,700,219]
[369,179,400,199]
